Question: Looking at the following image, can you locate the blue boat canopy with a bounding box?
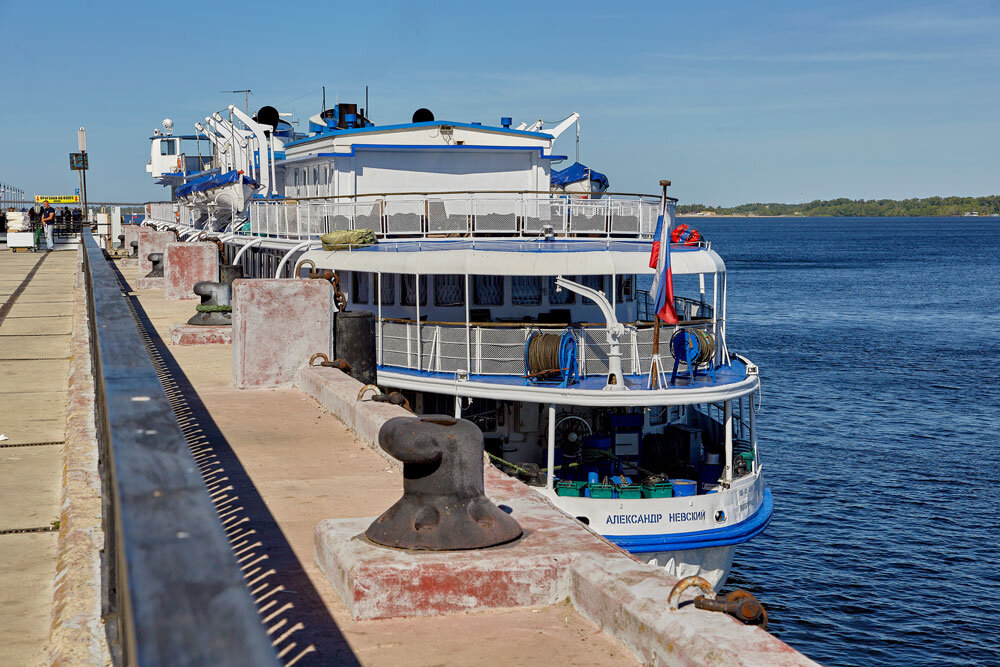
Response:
[176,170,258,198]
[550,162,609,190]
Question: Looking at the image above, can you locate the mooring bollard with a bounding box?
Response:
[129,240,139,258]
[145,253,164,278]
[187,281,232,326]
[117,234,125,249]
[366,415,523,550]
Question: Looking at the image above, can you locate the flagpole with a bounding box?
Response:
[649,179,671,388]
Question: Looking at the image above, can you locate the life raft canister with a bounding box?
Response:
[671,224,701,246]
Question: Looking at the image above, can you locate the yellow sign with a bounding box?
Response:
[35,195,80,204]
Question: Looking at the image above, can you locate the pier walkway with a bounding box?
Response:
[109,260,637,665]
[0,249,76,665]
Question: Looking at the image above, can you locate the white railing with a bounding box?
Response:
[378,320,684,378]
[248,194,663,240]
[148,202,177,223]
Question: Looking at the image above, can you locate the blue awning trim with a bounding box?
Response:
[551,162,609,190]
[604,488,773,553]
[176,170,258,198]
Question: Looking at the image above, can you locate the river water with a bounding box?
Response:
[677,217,1000,665]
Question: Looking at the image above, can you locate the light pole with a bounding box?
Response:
[78,127,88,224]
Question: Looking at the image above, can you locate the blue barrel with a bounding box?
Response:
[670,479,697,497]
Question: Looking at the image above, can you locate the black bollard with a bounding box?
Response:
[129,240,139,258]
[145,253,164,278]
[187,281,232,326]
[333,310,376,385]
[366,416,523,550]
[117,234,125,249]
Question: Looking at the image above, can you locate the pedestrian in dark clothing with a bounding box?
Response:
[41,200,55,251]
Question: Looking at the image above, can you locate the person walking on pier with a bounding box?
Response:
[40,200,55,251]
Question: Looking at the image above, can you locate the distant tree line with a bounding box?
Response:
[677,195,1000,217]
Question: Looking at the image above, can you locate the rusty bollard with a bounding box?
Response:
[366,416,523,550]
[145,253,164,278]
[187,281,232,326]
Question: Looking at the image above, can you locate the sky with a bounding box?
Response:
[1,0,998,206]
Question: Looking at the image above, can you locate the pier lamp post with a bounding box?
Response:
[78,127,88,223]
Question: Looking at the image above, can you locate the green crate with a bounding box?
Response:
[642,482,673,499]
[617,484,642,499]
[588,483,615,499]
[555,480,588,497]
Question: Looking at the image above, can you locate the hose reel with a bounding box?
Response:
[524,329,578,388]
[669,327,717,385]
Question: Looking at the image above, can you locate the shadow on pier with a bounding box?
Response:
[110,262,360,667]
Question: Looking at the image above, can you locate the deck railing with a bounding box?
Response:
[377,319,716,379]
[247,194,663,240]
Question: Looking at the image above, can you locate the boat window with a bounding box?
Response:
[294,170,300,187]
[401,275,427,307]
[473,275,504,306]
[312,167,318,187]
[617,274,635,302]
[548,276,575,305]
[377,273,394,305]
[160,140,177,156]
[434,275,464,307]
[512,276,542,306]
[580,275,604,297]
[352,271,369,304]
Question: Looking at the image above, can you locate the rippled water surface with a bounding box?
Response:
[680,217,1000,666]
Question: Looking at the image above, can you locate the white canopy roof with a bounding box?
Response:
[297,245,725,276]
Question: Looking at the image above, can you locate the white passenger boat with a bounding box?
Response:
[144,100,772,590]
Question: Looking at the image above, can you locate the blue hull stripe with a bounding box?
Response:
[605,488,773,553]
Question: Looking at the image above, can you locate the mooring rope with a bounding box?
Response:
[525,333,564,378]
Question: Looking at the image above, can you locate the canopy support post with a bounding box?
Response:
[546,404,556,491]
[724,399,733,484]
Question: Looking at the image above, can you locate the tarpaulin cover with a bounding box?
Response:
[176,170,258,198]
[550,162,609,190]
[320,228,378,250]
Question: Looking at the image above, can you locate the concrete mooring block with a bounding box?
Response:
[232,279,334,389]
[164,243,218,301]
[137,230,177,278]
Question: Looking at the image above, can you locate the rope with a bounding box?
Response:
[195,304,232,313]
[486,451,537,477]
[525,333,564,378]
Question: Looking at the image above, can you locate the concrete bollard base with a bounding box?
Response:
[164,242,218,300]
[137,230,177,278]
[232,279,335,389]
[170,323,232,345]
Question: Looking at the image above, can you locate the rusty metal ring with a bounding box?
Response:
[309,352,331,366]
[295,258,316,277]
[357,384,382,401]
[667,575,715,610]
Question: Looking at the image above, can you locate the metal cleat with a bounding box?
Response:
[186,281,232,326]
[145,253,164,278]
[668,575,768,629]
[309,352,352,373]
[365,416,523,550]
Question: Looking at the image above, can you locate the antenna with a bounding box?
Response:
[322,86,326,111]
[221,89,253,115]
[366,85,369,120]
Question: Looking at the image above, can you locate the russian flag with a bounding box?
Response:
[649,199,679,325]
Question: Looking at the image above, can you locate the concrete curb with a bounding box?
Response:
[297,364,817,666]
[49,247,110,665]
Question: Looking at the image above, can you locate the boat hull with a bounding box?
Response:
[642,545,736,591]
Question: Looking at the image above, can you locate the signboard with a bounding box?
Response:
[35,195,80,204]
[69,152,88,170]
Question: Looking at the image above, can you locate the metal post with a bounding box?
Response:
[724,399,733,483]
[546,404,556,491]
[464,273,472,373]
[454,395,462,419]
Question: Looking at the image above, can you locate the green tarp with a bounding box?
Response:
[320,229,377,251]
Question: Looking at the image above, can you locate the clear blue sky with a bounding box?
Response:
[1,0,998,206]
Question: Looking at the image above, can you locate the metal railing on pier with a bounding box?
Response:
[81,230,278,666]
